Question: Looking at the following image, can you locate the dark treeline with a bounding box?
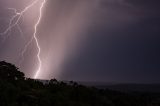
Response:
[0,61,160,106]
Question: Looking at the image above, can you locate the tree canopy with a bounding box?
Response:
[0,61,160,106]
[0,61,24,81]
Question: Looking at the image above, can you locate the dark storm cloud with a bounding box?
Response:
[60,0,160,83]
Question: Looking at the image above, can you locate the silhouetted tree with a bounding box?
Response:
[0,61,24,81]
[49,78,58,85]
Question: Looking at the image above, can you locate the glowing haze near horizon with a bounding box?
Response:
[0,0,94,79]
[0,0,160,83]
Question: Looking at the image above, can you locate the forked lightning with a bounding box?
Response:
[0,0,47,79]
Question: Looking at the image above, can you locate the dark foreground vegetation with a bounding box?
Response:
[0,61,160,106]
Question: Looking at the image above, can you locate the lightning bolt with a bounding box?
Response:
[0,0,38,40]
[34,0,46,79]
[0,0,47,79]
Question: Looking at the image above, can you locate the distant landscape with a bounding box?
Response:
[39,80,160,93]
[77,82,160,93]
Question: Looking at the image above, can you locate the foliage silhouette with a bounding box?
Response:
[0,61,160,106]
[0,61,24,81]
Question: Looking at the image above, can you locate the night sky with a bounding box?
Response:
[0,0,160,83]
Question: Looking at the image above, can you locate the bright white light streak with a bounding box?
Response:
[34,0,46,79]
[0,0,38,39]
[0,0,47,79]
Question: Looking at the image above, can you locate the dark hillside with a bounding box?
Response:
[0,61,160,106]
